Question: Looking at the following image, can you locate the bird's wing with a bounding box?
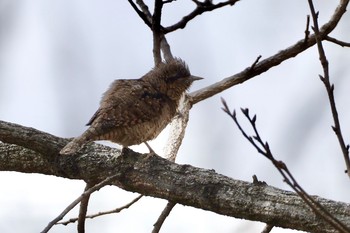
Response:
[86,79,174,129]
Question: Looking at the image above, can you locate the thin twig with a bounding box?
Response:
[164,0,240,33]
[221,98,350,233]
[325,36,350,47]
[127,0,152,28]
[163,0,175,3]
[132,0,174,61]
[160,35,174,62]
[261,224,274,233]
[77,183,94,233]
[152,0,164,65]
[249,55,262,71]
[41,174,119,233]
[152,201,176,233]
[307,0,350,177]
[304,15,310,43]
[57,195,143,225]
[189,0,349,104]
[136,0,152,19]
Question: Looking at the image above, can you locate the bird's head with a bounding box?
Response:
[144,58,203,101]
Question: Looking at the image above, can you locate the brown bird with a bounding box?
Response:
[60,58,202,155]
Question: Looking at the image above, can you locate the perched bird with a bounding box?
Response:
[60,58,202,155]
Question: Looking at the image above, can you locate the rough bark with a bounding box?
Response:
[1,120,350,233]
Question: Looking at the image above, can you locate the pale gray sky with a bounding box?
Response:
[1,1,350,233]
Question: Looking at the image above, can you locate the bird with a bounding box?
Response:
[60,58,202,155]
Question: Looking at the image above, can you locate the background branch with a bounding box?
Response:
[221,101,350,233]
[164,0,240,33]
[57,195,143,226]
[77,183,94,233]
[152,201,176,233]
[41,174,120,233]
[307,0,350,177]
[325,36,350,47]
[152,0,163,65]
[189,0,349,104]
[127,0,152,28]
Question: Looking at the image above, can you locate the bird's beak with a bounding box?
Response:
[189,75,204,81]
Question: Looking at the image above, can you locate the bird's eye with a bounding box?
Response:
[167,74,188,83]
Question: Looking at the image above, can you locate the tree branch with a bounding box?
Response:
[1,120,350,233]
[188,0,349,104]
[77,183,94,233]
[41,174,120,233]
[307,0,350,177]
[164,0,240,34]
[127,0,152,29]
[152,0,164,65]
[57,195,143,225]
[221,101,350,233]
[152,201,176,233]
[325,36,350,47]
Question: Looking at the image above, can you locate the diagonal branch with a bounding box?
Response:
[127,0,152,28]
[189,0,349,104]
[152,0,164,65]
[325,36,350,47]
[164,0,240,33]
[221,100,350,233]
[307,0,350,177]
[77,183,94,233]
[41,174,120,233]
[57,195,143,225]
[152,201,176,233]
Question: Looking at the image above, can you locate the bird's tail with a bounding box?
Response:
[60,129,95,155]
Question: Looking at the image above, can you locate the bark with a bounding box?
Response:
[1,120,350,233]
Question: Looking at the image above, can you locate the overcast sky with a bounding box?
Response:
[1,1,350,233]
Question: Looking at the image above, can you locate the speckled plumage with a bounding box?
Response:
[60,59,202,155]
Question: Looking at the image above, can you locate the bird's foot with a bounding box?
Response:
[144,142,157,159]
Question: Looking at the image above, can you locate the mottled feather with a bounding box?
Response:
[60,59,202,155]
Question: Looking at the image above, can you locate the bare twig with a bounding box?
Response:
[127,0,152,28]
[304,15,310,43]
[163,0,175,3]
[249,55,262,71]
[41,174,119,233]
[261,224,274,233]
[77,183,94,233]
[221,98,350,233]
[152,201,176,233]
[136,0,152,19]
[57,195,143,225]
[164,0,240,33]
[307,0,350,177]
[189,0,349,104]
[130,0,173,63]
[325,36,350,47]
[152,0,164,65]
[160,35,174,62]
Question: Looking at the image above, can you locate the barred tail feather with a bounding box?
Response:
[60,128,96,155]
[60,138,84,155]
[60,126,106,155]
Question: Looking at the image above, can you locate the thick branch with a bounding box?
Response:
[1,121,350,233]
